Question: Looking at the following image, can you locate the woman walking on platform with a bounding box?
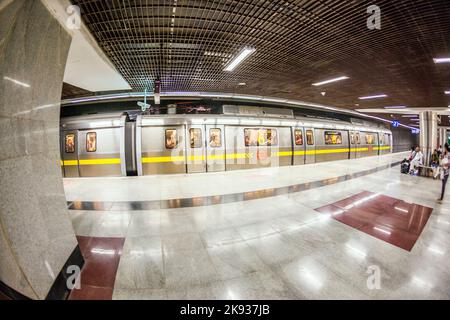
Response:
[437,145,450,203]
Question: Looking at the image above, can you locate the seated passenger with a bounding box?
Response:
[408,146,416,161]
[409,147,423,174]
[437,145,443,157]
[431,149,440,178]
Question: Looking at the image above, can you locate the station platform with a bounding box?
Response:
[63,152,450,300]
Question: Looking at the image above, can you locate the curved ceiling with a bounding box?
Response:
[70,0,450,125]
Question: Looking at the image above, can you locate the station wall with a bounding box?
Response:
[391,127,419,153]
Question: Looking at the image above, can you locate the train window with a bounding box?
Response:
[209,128,222,148]
[306,130,314,145]
[165,129,178,149]
[356,133,361,144]
[244,128,278,147]
[379,135,384,145]
[295,130,303,146]
[350,134,356,145]
[86,132,97,152]
[365,134,375,145]
[190,128,203,148]
[65,134,75,153]
[325,131,343,145]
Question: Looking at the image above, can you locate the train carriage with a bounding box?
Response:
[60,113,129,177]
[61,113,393,177]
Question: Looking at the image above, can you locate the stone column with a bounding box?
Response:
[419,111,438,166]
[0,0,79,299]
[438,127,447,149]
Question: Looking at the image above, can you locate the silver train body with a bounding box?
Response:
[60,113,392,177]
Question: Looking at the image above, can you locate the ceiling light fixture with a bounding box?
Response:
[433,57,450,64]
[445,91,450,95]
[384,106,407,109]
[224,47,256,72]
[359,94,388,100]
[402,115,418,117]
[312,76,349,86]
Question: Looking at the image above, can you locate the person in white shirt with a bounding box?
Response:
[409,146,423,174]
[438,146,450,203]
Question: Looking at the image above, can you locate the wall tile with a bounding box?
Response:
[0,0,77,299]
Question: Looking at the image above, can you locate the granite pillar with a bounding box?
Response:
[419,111,438,167]
[0,0,78,299]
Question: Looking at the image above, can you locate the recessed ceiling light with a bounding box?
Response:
[320,92,326,96]
[359,94,388,100]
[238,82,246,86]
[434,57,450,64]
[312,76,349,86]
[224,47,256,72]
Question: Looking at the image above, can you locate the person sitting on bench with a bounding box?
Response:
[409,147,423,175]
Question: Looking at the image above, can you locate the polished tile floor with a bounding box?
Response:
[65,152,450,300]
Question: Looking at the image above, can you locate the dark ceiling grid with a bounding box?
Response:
[201,0,262,89]
[178,0,224,90]
[70,0,450,125]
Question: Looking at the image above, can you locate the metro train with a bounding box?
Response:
[60,112,392,177]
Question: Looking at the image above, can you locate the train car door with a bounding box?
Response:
[206,125,225,172]
[305,128,316,164]
[387,133,393,153]
[360,132,378,157]
[349,131,357,159]
[350,131,362,158]
[293,127,306,165]
[354,131,362,158]
[140,125,186,175]
[186,125,207,173]
[378,133,391,155]
[316,129,349,163]
[78,129,123,177]
[62,131,79,177]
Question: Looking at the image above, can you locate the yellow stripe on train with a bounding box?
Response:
[79,158,121,165]
[376,146,391,150]
[142,156,186,163]
[62,158,122,166]
[63,147,392,166]
[142,153,252,163]
[62,160,79,166]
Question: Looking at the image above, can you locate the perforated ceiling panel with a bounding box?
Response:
[71,0,450,115]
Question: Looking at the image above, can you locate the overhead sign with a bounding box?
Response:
[411,128,420,134]
[392,120,400,128]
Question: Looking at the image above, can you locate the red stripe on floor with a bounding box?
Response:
[69,236,125,300]
[315,191,433,251]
